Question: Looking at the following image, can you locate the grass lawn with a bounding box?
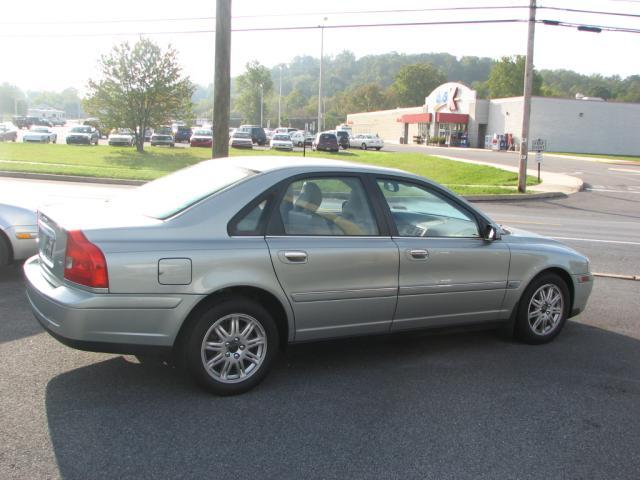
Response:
[550,152,640,163]
[0,143,538,195]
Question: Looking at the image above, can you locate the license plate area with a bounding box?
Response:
[38,221,56,267]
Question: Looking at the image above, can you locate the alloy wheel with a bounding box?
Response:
[527,283,564,335]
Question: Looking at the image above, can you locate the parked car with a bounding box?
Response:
[0,124,18,142]
[229,131,253,149]
[24,156,593,395]
[334,130,351,149]
[150,133,175,147]
[238,125,267,145]
[304,133,314,146]
[12,116,31,129]
[31,117,53,127]
[108,128,135,146]
[23,126,57,144]
[312,132,339,152]
[289,131,305,147]
[352,133,384,151]
[270,133,293,151]
[190,129,213,148]
[0,203,37,266]
[66,125,100,145]
[174,126,193,143]
[50,118,67,127]
[228,127,236,138]
[82,118,107,138]
[143,129,153,142]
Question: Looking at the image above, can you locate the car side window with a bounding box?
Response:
[231,200,268,236]
[377,179,479,238]
[279,177,379,236]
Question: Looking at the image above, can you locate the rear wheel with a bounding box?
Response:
[375,147,381,150]
[515,273,570,344]
[184,297,279,395]
[361,143,367,150]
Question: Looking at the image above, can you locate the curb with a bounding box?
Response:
[0,171,146,186]
[463,191,567,202]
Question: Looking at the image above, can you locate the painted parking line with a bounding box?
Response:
[551,236,640,246]
[609,168,640,173]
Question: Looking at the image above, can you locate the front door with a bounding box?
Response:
[266,175,399,341]
[374,178,511,331]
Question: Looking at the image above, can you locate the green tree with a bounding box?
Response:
[0,83,26,117]
[392,64,446,106]
[236,61,273,125]
[486,55,542,98]
[85,38,194,152]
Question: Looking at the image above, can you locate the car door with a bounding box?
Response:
[373,177,511,331]
[265,174,399,341]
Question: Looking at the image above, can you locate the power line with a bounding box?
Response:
[0,18,528,38]
[538,19,640,34]
[539,5,640,19]
[0,6,531,25]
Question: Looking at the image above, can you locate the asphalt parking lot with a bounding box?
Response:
[1,151,639,479]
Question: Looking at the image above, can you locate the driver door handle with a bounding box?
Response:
[282,251,308,263]
[408,249,429,260]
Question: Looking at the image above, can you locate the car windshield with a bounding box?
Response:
[71,126,92,133]
[32,127,48,132]
[234,132,250,139]
[115,163,256,219]
[194,130,212,136]
[273,135,290,140]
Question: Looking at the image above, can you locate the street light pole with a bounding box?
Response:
[317,17,327,134]
[518,0,536,193]
[259,83,264,128]
[278,65,283,127]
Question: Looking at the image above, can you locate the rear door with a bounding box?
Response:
[374,177,511,331]
[265,174,399,341]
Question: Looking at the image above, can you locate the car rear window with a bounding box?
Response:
[116,163,256,219]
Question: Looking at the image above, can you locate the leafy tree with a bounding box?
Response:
[486,55,542,98]
[0,83,26,117]
[85,38,194,152]
[392,63,446,106]
[236,61,273,125]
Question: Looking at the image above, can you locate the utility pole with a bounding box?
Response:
[278,65,283,127]
[259,83,264,127]
[317,17,327,134]
[518,0,536,192]
[213,0,232,159]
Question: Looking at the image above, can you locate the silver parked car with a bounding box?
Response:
[0,203,37,266]
[24,157,593,395]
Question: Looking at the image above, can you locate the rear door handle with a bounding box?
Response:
[408,249,429,260]
[281,250,308,263]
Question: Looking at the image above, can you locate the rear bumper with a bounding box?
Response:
[24,256,204,354]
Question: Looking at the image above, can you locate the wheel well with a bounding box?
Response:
[529,267,575,310]
[174,286,290,354]
[0,229,14,265]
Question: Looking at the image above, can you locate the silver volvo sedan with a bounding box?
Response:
[24,157,593,395]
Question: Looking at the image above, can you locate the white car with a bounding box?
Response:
[352,133,384,151]
[289,131,305,147]
[269,133,294,151]
[108,128,136,146]
[0,203,37,266]
[23,126,57,144]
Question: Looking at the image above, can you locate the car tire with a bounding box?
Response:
[514,273,570,345]
[184,297,279,395]
[375,147,381,150]
[361,143,367,150]
[0,235,10,266]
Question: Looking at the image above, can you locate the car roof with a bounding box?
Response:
[203,156,406,176]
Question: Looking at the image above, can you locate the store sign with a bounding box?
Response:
[426,82,475,114]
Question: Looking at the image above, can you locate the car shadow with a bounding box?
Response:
[45,322,640,479]
[0,262,43,343]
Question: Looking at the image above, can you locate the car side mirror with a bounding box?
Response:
[484,225,500,241]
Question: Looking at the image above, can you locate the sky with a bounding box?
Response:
[1,0,640,93]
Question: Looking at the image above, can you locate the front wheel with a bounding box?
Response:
[361,143,367,150]
[515,273,570,344]
[184,298,279,395]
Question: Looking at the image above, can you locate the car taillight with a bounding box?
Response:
[64,230,109,289]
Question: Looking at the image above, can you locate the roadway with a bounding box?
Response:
[1,151,639,479]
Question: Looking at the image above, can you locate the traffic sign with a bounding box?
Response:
[531,138,546,152]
